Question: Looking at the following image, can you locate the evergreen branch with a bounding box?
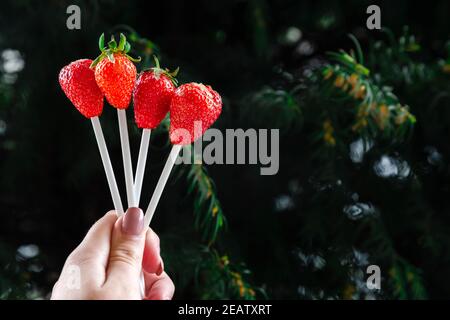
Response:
[195,247,265,299]
[239,86,302,133]
[186,161,227,245]
[320,48,416,145]
[389,258,427,299]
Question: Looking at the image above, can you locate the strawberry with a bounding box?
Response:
[59,59,103,118]
[91,33,140,109]
[133,56,178,129]
[169,83,222,145]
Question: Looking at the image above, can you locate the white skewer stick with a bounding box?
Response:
[134,129,152,300]
[90,117,124,216]
[117,109,137,208]
[134,128,151,206]
[92,116,144,297]
[144,144,182,226]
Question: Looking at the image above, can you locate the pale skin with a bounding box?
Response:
[51,209,174,300]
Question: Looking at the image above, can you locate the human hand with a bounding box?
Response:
[51,208,174,300]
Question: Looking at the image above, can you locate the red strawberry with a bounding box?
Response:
[91,33,140,109]
[59,59,103,118]
[133,57,178,129]
[169,83,222,145]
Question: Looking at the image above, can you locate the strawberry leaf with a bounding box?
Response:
[108,36,117,50]
[98,33,105,51]
[124,42,131,53]
[118,33,126,51]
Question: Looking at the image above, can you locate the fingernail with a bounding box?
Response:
[156,260,164,276]
[122,207,144,235]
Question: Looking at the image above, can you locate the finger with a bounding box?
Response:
[144,271,175,300]
[58,210,117,289]
[74,210,117,265]
[105,207,146,287]
[142,228,164,275]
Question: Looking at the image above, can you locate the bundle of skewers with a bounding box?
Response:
[59,33,222,227]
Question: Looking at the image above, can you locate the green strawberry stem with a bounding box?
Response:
[149,55,179,86]
[90,33,141,69]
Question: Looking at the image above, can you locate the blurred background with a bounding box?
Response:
[0,0,450,299]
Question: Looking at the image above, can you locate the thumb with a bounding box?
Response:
[105,207,146,286]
